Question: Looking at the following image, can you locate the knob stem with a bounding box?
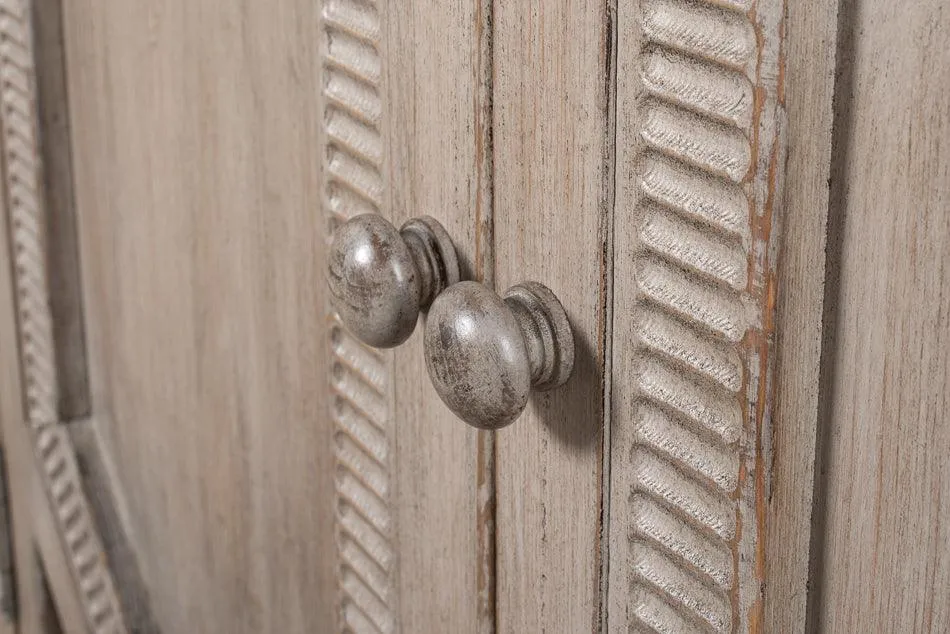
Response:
[503,282,574,391]
[400,216,459,309]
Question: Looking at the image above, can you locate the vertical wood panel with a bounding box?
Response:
[608,0,786,631]
[321,0,491,629]
[493,0,610,630]
[329,0,493,631]
[63,2,336,631]
[64,0,489,632]
[34,0,89,421]
[386,0,494,625]
[764,0,839,629]
[813,2,950,631]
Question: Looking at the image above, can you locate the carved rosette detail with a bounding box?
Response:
[322,1,397,632]
[626,0,781,631]
[0,1,128,632]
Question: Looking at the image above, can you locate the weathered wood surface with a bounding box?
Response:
[492,0,610,630]
[323,0,491,630]
[61,0,489,632]
[608,0,786,631]
[810,1,950,631]
[30,0,950,632]
[63,2,337,631]
[34,0,89,421]
[763,0,839,630]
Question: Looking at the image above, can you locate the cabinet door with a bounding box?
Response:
[0,0,791,631]
[4,0,947,632]
[0,0,492,632]
[807,1,950,631]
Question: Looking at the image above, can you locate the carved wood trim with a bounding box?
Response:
[0,0,128,631]
[608,0,786,631]
[321,1,398,631]
[35,424,126,632]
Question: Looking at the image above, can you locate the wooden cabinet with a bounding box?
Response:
[0,0,946,632]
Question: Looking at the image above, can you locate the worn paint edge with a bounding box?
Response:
[599,0,620,630]
[606,0,787,631]
[473,0,496,631]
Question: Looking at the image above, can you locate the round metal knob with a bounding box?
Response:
[424,281,574,429]
[327,214,460,348]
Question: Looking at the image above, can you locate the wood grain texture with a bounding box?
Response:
[0,450,12,621]
[33,0,89,421]
[0,0,127,631]
[492,0,610,630]
[62,2,336,632]
[811,2,950,631]
[383,0,492,630]
[608,0,786,631]
[763,0,838,629]
[63,0,489,631]
[324,0,493,629]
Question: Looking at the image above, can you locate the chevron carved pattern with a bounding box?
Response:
[0,0,57,426]
[36,424,126,632]
[0,1,128,631]
[621,0,783,631]
[322,1,397,632]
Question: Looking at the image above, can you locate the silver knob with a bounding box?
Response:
[327,214,460,348]
[424,281,574,429]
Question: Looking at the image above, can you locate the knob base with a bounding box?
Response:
[400,216,460,309]
[503,282,574,390]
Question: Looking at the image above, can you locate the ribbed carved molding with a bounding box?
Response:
[323,0,384,232]
[0,1,128,631]
[36,424,126,633]
[322,1,396,632]
[621,0,782,631]
[0,0,57,426]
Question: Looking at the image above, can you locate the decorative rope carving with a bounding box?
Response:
[36,424,126,633]
[322,1,396,631]
[0,1,127,631]
[625,0,781,630]
[0,0,57,426]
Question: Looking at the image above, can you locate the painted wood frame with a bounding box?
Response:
[0,0,127,631]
